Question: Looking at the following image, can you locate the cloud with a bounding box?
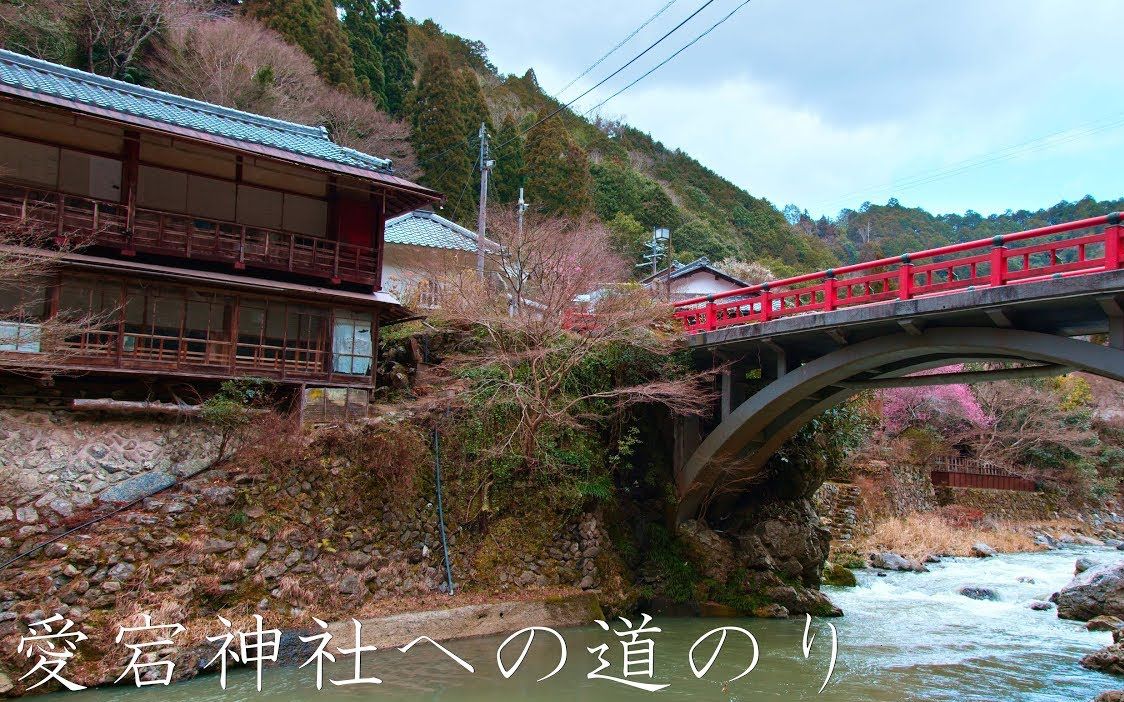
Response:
[405,0,1124,217]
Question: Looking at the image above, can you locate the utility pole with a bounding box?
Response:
[664,228,674,301]
[476,122,492,277]
[517,186,527,239]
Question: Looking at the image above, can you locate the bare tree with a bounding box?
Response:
[715,257,776,286]
[427,207,716,468]
[150,15,418,176]
[72,0,199,79]
[0,218,106,375]
[959,380,1099,478]
[311,90,418,178]
[150,15,321,121]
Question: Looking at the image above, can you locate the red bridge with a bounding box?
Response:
[671,213,1124,521]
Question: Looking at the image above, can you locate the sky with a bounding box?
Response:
[404,0,1124,220]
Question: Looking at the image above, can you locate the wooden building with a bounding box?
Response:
[0,50,441,407]
[383,209,499,308]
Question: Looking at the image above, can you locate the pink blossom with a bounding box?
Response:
[879,365,991,434]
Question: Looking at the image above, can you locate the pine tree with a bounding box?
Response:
[408,51,476,222]
[340,0,385,102]
[376,0,414,116]
[492,114,524,205]
[523,109,591,217]
[459,70,492,137]
[244,0,357,91]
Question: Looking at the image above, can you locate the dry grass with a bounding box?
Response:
[854,513,1090,560]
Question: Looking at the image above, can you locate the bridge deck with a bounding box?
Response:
[686,269,1124,360]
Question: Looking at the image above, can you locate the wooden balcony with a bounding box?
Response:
[0,181,378,286]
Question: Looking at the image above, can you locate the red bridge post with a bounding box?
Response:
[1106,216,1121,271]
[898,255,913,300]
[823,270,837,311]
[989,236,1006,287]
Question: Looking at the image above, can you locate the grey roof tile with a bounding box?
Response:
[0,49,393,174]
[385,210,497,252]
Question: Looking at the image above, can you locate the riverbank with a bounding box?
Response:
[17,548,1119,702]
[850,513,1112,561]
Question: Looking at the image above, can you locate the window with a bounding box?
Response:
[332,311,373,375]
[0,321,40,352]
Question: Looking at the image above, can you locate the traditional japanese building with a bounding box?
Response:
[641,256,751,302]
[383,209,499,308]
[0,50,441,408]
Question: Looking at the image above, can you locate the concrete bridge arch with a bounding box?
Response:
[676,272,1124,522]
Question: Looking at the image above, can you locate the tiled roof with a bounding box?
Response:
[0,49,393,174]
[385,210,497,252]
[642,257,750,286]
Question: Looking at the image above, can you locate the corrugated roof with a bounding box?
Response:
[0,49,393,174]
[385,210,498,252]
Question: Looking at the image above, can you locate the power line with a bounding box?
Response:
[556,0,680,98]
[418,0,713,171]
[494,0,720,151]
[810,112,1124,213]
[580,0,753,117]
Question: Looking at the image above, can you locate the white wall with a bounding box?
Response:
[669,270,745,301]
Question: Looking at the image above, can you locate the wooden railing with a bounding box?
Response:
[43,327,340,383]
[930,457,1037,492]
[0,182,377,286]
[673,213,1124,333]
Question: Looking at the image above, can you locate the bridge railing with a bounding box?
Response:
[672,212,1124,333]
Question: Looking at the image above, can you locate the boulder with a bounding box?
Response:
[958,586,1000,601]
[822,562,858,587]
[1028,600,1054,611]
[1017,576,1037,584]
[1034,532,1059,549]
[1095,692,1124,702]
[1078,557,1098,574]
[1075,535,1106,547]
[1052,562,1124,621]
[970,542,998,558]
[99,470,175,504]
[753,603,789,618]
[1088,616,1124,632]
[1082,642,1124,676]
[870,551,926,572]
[678,520,736,583]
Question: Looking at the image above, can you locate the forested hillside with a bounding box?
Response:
[791,195,1124,266]
[0,1,1118,280]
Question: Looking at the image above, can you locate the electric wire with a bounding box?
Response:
[491,0,720,151]
[555,0,680,98]
[810,112,1124,213]
[579,0,753,117]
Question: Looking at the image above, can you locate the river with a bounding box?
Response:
[36,547,1122,702]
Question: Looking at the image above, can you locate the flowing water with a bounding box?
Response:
[37,547,1123,702]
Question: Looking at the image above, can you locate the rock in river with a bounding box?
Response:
[822,562,858,587]
[970,542,998,558]
[1082,641,1124,676]
[870,551,926,572]
[1087,615,1124,632]
[1051,562,1124,621]
[958,586,999,601]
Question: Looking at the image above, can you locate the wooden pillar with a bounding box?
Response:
[371,189,387,291]
[121,131,140,254]
[327,176,339,239]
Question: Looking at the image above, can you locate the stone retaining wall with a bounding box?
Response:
[0,409,220,544]
[934,486,1064,520]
